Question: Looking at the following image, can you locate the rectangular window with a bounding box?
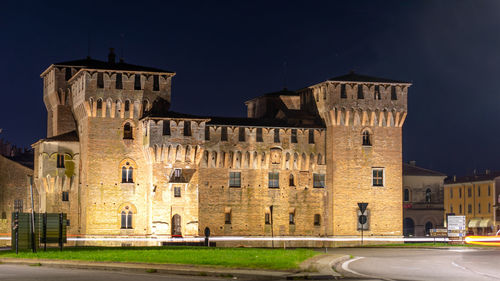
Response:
[162,120,170,135]
[57,154,65,168]
[340,84,347,98]
[289,212,295,225]
[174,186,181,197]
[134,74,141,90]
[268,172,279,188]
[225,212,231,224]
[238,127,245,142]
[256,128,263,142]
[153,75,159,91]
[468,187,472,197]
[450,204,453,213]
[291,129,297,143]
[372,168,384,187]
[450,188,453,199]
[488,185,491,196]
[115,73,123,89]
[62,191,69,202]
[14,199,23,213]
[173,168,182,179]
[183,121,192,136]
[459,188,462,198]
[265,213,270,225]
[468,204,472,214]
[314,214,321,226]
[313,173,325,188]
[273,129,280,143]
[478,203,481,214]
[308,129,314,144]
[97,72,104,88]
[229,172,241,188]
[221,127,228,141]
[478,186,481,197]
[205,126,210,140]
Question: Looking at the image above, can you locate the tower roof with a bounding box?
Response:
[328,72,410,84]
[403,163,446,177]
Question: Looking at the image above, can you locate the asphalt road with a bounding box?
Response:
[0,264,242,281]
[331,247,500,281]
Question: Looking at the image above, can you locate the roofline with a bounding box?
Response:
[141,116,210,122]
[404,174,447,178]
[444,176,500,186]
[40,64,176,79]
[0,154,34,172]
[296,80,412,92]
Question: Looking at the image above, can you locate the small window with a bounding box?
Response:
[291,129,297,143]
[313,173,325,188]
[124,100,130,111]
[97,99,102,110]
[488,185,491,196]
[65,68,72,81]
[265,213,270,225]
[488,203,491,213]
[357,84,364,99]
[229,172,241,187]
[478,203,481,214]
[362,131,372,146]
[289,174,295,186]
[134,74,141,90]
[268,172,279,188]
[121,207,133,229]
[256,128,263,142]
[238,127,245,142]
[205,126,210,140]
[183,121,192,136]
[372,168,384,187]
[374,85,381,100]
[404,188,410,202]
[459,204,462,214]
[450,188,453,199]
[224,211,231,224]
[459,188,462,198]
[468,204,472,214]
[221,127,228,141]
[121,162,134,183]
[478,186,481,197]
[97,72,104,88]
[289,212,295,225]
[468,187,472,197]
[391,86,397,100]
[340,84,347,98]
[308,129,315,144]
[273,129,280,143]
[162,120,171,135]
[426,188,431,203]
[153,75,159,91]
[123,123,133,139]
[1,211,6,220]
[173,168,182,180]
[314,214,321,226]
[174,186,181,198]
[14,199,23,213]
[57,154,65,168]
[450,205,453,213]
[116,73,123,89]
[62,191,69,202]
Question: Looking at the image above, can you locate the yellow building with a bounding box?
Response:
[444,172,500,235]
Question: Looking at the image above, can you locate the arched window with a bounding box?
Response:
[120,206,133,229]
[121,162,134,183]
[425,221,433,235]
[362,130,372,146]
[124,100,130,112]
[403,218,415,236]
[425,188,431,203]
[289,174,295,186]
[123,122,133,139]
[96,98,103,117]
[404,188,410,202]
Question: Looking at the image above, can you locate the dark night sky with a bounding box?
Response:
[1,1,499,176]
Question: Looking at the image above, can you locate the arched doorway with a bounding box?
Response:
[425,221,433,236]
[403,218,415,237]
[172,214,182,236]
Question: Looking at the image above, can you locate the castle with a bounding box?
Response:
[29,49,410,246]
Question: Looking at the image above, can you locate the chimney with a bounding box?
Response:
[108,48,116,64]
[409,160,416,166]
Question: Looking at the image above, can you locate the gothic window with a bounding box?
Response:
[391,86,397,100]
[123,122,133,139]
[273,129,280,143]
[362,130,372,146]
[291,129,297,143]
[256,128,263,142]
[205,126,210,140]
[308,129,314,144]
[340,84,347,98]
[229,172,241,187]
[183,121,191,136]
[289,174,295,186]
[57,154,65,168]
[134,74,141,90]
[121,162,134,183]
[116,73,123,89]
[238,127,245,142]
[268,172,279,188]
[357,84,364,99]
[174,186,181,197]
[153,75,159,91]
[120,206,133,229]
[289,211,295,225]
[404,188,410,202]
[163,120,171,135]
[372,168,384,187]
[14,199,23,213]
[221,127,228,141]
[62,191,69,201]
[314,214,321,226]
[97,72,104,88]
[313,173,325,188]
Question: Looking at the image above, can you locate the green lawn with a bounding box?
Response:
[0,247,320,270]
[359,242,491,247]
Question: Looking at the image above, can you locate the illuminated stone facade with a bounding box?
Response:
[30,51,410,245]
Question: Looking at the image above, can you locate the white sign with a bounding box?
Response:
[447,215,466,237]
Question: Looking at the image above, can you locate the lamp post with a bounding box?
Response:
[28,175,36,253]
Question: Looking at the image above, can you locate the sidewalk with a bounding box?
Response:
[0,255,349,280]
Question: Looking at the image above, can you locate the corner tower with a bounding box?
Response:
[299,72,411,237]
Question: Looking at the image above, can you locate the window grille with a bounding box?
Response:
[372,168,384,187]
[229,172,241,187]
[268,172,279,188]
